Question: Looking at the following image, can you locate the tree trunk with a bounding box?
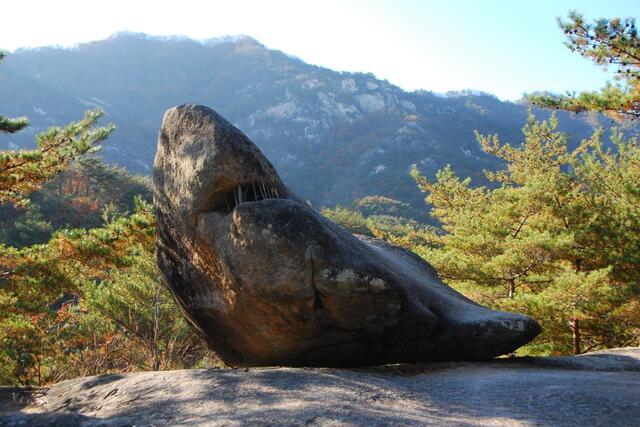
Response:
[571,260,582,355]
[36,354,42,386]
[571,318,581,355]
[508,280,516,299]
[152,286,161,371]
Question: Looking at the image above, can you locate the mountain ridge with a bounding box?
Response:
[0,33,621,208]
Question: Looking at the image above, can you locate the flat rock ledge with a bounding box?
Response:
[2,348,639,427]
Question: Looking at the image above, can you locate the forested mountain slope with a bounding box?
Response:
[0,32,620,207]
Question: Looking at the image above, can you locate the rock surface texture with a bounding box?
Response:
[152,104,540,367]
[2,348,639,426]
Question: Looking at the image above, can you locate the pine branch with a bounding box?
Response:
[0,115,29,134]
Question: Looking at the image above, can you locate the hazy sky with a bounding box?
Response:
[2,0,637,100]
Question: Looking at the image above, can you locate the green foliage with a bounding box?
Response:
[410,114,640,355]
[0,200,219,385]
[367,215,436,251]
[0,110,114,206]
[321,205,372,236]
[321,198,437,248]
[529,11,640,121]
[82,244,208,372]
[0,209,53,247]
[0,157,152,247]
[0,115,29,134]
[354,195,428,222]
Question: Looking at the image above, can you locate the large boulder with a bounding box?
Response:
[152,104,540,367]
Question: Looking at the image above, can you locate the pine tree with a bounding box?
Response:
[529,11,640,121]
[0,111,114,206]
[410,114,640,355]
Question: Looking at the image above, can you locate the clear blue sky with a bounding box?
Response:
[1,0,637,100]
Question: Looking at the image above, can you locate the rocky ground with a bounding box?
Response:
[1,347,639,426]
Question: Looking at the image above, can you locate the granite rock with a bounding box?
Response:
[152,104,540,367]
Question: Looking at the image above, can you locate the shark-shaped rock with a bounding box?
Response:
[153,104,541,367]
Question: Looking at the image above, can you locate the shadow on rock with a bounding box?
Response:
[2,349,639,426]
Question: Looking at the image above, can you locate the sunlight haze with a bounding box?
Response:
[2,0,637,100]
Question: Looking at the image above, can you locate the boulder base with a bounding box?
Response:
[2,348,639,426]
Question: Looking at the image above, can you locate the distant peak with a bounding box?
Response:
[105,31,264,48]
[445,89,497,99]
[107,31,191,42]
[202,35,263,47]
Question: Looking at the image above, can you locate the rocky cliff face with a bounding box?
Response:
[0,33,620,208]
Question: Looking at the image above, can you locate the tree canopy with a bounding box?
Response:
[409,113,640,355]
